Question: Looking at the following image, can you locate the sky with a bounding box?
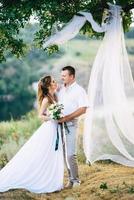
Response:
[131,9,134,27]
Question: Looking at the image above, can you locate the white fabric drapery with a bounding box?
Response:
[43,3,134,167]
[43,11,107,48]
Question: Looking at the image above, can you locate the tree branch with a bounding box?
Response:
[0,0,18,9]
[100,1,134,12]
[123,3,134,12]
[100,0,108,9]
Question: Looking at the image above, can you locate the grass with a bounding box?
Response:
[0,163,134,200]
[57,38,134,63]
[0,112,134,199]
[0,111,41,167]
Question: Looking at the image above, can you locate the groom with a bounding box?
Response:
[58,66,89,188]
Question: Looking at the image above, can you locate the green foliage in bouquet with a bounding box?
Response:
[47,103,64,120]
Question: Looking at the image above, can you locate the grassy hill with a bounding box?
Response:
[0,112,134,200]
[37,38,134,90]
[0,163,134,200]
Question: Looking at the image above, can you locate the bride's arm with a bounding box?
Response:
[38,98,50,122]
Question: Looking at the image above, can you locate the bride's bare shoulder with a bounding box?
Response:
[42,97,49,105]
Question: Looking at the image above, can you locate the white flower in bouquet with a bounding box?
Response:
[47,103,64,120]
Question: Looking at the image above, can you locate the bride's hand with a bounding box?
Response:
[39,114,51,122]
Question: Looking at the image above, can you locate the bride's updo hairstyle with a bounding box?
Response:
[38,75,52,108]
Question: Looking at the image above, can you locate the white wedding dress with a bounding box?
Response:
[0,120,64,193]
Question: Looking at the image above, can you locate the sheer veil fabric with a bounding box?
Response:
[83,4,134,167]
[43,3,134,167]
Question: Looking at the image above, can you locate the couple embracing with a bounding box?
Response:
[0,66,89,193]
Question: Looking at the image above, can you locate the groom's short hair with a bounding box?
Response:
[62,66,75,77]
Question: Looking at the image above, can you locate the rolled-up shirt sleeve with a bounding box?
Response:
[77,88,89,108]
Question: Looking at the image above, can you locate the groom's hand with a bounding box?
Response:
[58,107,87,123]
[58,116,68,123]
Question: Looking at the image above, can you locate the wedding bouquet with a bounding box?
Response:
[47,103,64,120]
[47,103,69,151]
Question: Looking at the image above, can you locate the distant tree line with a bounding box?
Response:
[126,27,134,38]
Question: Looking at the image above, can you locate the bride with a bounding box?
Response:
[0,75,64,193]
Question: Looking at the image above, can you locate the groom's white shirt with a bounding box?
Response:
[58,81,89,117]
